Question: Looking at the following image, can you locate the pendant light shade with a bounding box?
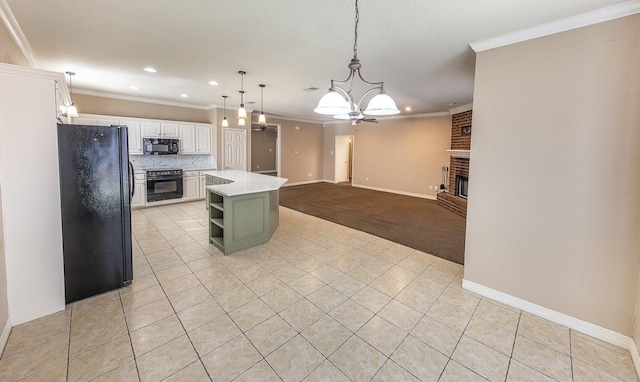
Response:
[65,71,79,118]
[258,84,267,125]
[314,0,399,121]
[221,95,229,128]
[237,71,247,122]
[238,118,246,127]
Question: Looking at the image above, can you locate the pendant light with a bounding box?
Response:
[258,84,267,125]
[237,71,247,123]
[221,95,229,128]
[65,71,79,118]
[314,0,399,125]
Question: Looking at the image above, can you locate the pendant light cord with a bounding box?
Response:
[353,0,359,58]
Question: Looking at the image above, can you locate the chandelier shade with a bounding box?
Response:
[313,90,350,115]
[363,92,400,115]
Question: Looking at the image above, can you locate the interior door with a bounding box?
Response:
[335,135,352,183]
[223,128,247,170]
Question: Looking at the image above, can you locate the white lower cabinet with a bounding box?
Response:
[131,173,146,208]
[184,171,200,201]
[199,175,206,198]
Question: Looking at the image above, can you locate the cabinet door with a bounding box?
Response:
[120,119,143,155]
[141,121,161,137]
[195,125,211,154]
[180,124,196,154]
[199,175,206,199]
[161,123,180,138]
[72,117,99,125]
[131,181,145,207]
[184,177,199,200]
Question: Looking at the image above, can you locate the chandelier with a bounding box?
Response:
[314,0,399,125]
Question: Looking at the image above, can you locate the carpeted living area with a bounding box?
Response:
[279,182,467,264]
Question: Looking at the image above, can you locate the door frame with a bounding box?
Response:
[334,135,354,183]
[222,128,247,171]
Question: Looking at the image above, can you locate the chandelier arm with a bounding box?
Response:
[354,68,384,87]
[356,87,384,110]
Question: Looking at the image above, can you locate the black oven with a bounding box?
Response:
[146,169,183,202]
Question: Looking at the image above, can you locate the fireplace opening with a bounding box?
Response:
[456,175,468,199]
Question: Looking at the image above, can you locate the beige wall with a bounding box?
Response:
[465,15,640,335]
[251,130,277,172]
[0,169,8,336]
[323,116,452,198]
[272,118,324,184]
[73,94,211,123]
[0,22,29,66]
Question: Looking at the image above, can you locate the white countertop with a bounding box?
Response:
[204,170,288,197]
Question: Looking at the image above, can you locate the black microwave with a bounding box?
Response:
[143,138,179,155]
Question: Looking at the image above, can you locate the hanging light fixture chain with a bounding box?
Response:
[353,0,359,58]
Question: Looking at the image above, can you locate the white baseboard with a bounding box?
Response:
[282,180,326,187]
[351,183,437,200]
[0,317,12,355]
[463,279,640,379]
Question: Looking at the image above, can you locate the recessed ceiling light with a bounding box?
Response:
[448,102,457,106]
[143,67,157,73]
[180,94,189,98]
[303,87,319,92]
[208,81,219,86]
[130,86,139,90]
[404,106,412,112]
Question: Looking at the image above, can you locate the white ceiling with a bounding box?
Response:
[3,0,630,122]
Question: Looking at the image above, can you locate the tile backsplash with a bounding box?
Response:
[131,154,217,171]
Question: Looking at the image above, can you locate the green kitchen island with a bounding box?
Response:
[204,170,288,255]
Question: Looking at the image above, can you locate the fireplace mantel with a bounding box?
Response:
[447,149,470,159]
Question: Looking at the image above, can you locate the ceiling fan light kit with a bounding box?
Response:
[314,0,399,125]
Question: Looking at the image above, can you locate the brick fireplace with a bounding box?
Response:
[437,109,471,217]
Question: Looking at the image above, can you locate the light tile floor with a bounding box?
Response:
[0,201,637,381]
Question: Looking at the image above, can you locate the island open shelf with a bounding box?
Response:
[205,170,287,255]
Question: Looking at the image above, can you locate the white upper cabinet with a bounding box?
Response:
[141,121,161,137]
[160,123,179,138]
[180,124,196,154]
[142,121,179,138]
[72,117,99,126]
[73,114,212,156]
[120,119,143,155]
[196,124,211,154]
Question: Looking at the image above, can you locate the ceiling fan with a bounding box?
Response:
[334,110,379,125]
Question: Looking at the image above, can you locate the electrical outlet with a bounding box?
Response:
[294,150,299,154]
[429,185,433,190]
[366,177,369,181]
[308,173,312,177]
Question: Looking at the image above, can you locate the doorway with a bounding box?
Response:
[250,124,281,177]
[222,128,247,171]
[335,135,354,183]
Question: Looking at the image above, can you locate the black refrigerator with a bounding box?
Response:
[57,124,133,303]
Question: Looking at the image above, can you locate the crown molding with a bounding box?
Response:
[470,0,640,52]
[0,0,38,67]
[73,89,211,110]
[449,103,473,114]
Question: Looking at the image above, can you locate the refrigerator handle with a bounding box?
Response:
[128,161,135,199]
